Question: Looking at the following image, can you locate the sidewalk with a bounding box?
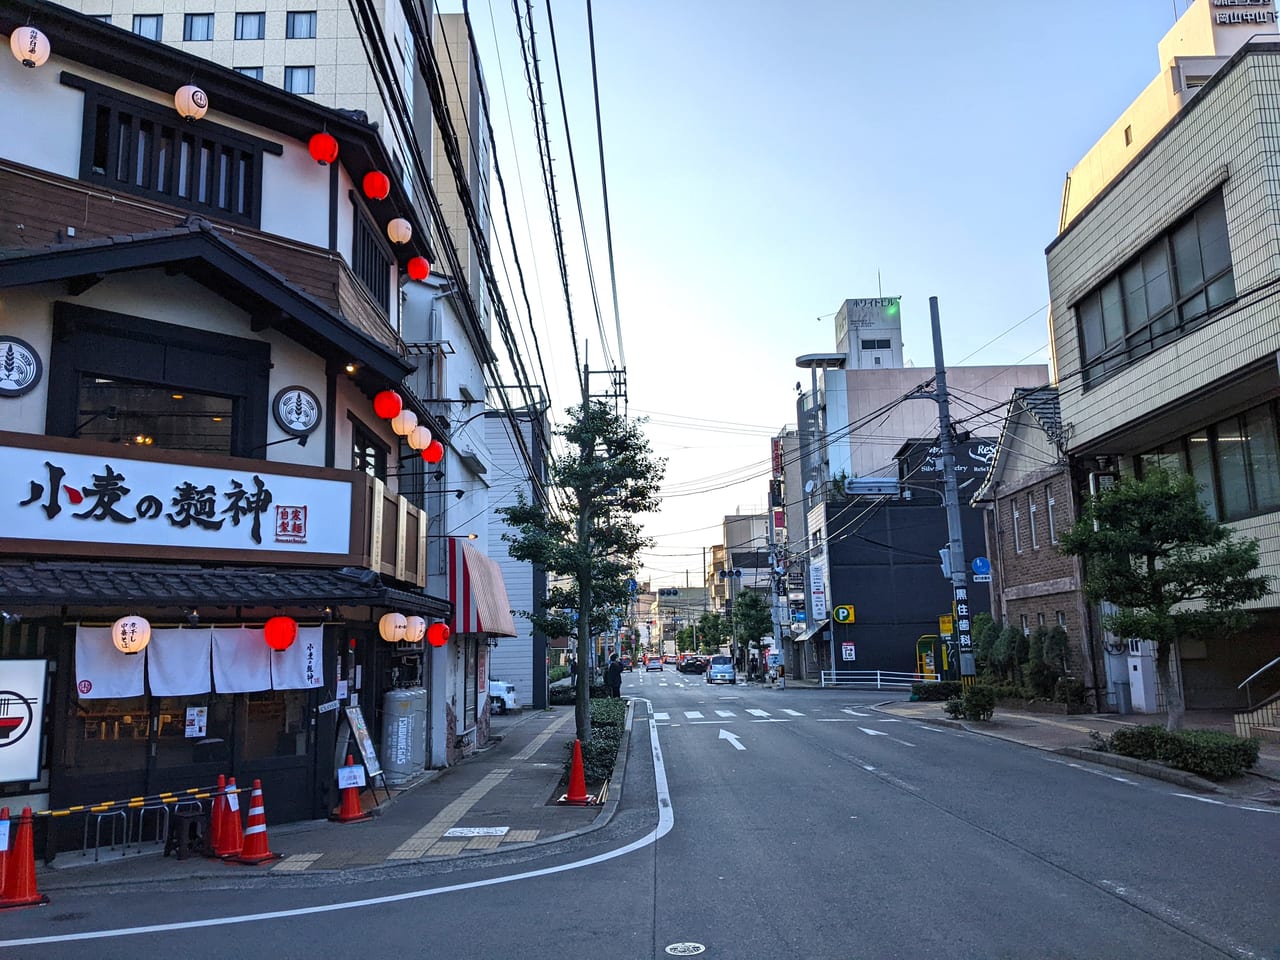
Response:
[873,698,1280,803]
[36,704,618,893]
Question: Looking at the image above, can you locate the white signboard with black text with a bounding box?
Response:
[1,443,351,554]
[0,660,46,784]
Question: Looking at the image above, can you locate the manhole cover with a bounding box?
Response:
[665,944,706,956]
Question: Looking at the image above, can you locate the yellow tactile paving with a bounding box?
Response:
[503,829,538,843]
[386,768,513,860]
[426,841,466,856]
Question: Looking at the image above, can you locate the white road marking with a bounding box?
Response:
[654,712,670,721]
[0,700,678,949]
[719,728,746,751]
[841,709,871,716]
[858,727,888,737]
[751,719,791,723]
[780,709,804,717]
[1173,793,1280,814]
[874,718,901,723]
[714,710,735,717]
[746,708,771,718]
[684,711,704,719]
[815,719,859,722]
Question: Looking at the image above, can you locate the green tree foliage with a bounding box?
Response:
[730,590,773,655]
[1058,468,1269,730]
[972,613,998,673]
[696,612,727,654]
[1043,624,1070,674]
[499,401,665,741]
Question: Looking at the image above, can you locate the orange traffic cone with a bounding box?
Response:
[331,755,371,823]
[207,773,226,857]
[0,807,49,910]
[236,780,279,865]
[557,739,597,806]
[218,778,243,859]
[0,808,10,895]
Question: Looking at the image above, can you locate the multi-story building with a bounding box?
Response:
[1046,0,1280,713]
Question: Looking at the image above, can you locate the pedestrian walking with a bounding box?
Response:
[605,654,624,698]
[749,655,759,681]
[569,656,577,684]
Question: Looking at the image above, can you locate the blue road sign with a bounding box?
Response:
[626,578,638,594]
[971,556,991,576]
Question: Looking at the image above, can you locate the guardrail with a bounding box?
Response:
[820,670,934,689]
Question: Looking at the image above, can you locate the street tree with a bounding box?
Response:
[1058,468,1269,730]
[498,400,664,743]
[696,611,727,654]
[731,590,773,666]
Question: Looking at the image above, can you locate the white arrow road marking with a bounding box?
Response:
[719,728,746,751]
[780,709,804,717]
[841,709,870,716]
[684,711,704,719]
[746,708,771,718]
[654,712,670,721]
[714,710,735,717]
[858,727,888,737]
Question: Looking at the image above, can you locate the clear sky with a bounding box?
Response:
[446,0,1191,586]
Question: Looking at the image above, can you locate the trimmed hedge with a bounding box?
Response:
[943,684,995,721]
[549,682,609,706]
[562,697,628,784]
[912,681,963,701]
[1096,725,1260,780]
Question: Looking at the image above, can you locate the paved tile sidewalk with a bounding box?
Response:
[37,704,610,892]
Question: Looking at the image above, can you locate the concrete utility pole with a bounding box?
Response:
[928,297,975,681]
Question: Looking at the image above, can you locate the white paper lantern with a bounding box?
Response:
[404,615,427,644]
[407,424,432,451]
[112,615,152,655]
[390,409,417,437]
[386,218,412,245]
[10,26,50,68]
[174,84,209,122]
[378,612,407,643]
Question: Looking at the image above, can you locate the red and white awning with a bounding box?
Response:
[447,539,517,637]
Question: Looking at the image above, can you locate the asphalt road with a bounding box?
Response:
[3,671,1278,960]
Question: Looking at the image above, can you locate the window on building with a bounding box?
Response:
[1056,610,1066,627]
[234,66,264,80]
[286,11,317,39]
[1075,190,1234,388]
[76,376,234,455]
[1037,612,1046,627]
[183,13,214,41]
[1123,125,1133,146]
[234,12,265,40]
[351,210,392,316]
[861,339,891,350]
[67,74,276,228]
[1028,493,1039,549]
[89,14,112,23]
[1020,614,1029,636]
[1047,490,1058,543]
[132,14,162,39]
[1138,400,1280,521]
[1012,500,1022,553]
[403,24,415,114]
[351,420,388,480]
[283,65,315,95]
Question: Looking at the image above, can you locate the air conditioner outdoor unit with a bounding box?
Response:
[843,478,901,497]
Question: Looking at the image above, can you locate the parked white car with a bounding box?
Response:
[489,680,520,714]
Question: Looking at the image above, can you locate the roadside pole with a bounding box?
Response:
[928,297,976,684]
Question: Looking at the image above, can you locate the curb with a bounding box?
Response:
[1055,746,1225,793]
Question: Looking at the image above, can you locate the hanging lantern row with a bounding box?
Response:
[10,25,50,68]
[379,613,446,645]
[369,393,448,464]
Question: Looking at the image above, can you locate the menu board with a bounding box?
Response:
[343,704,382,778]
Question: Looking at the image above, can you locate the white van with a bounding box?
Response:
[488,680,520,714]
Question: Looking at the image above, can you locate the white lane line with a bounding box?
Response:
[858,727,888,737]
[751,719,791,723]
[780,709,804,717]
[684,711,704,719]
[0,700,677,949]
[719,728,746,751]
[653,712,670,721]
[714,710,736,717]
[689,720,731,725]
[815,719,859,722]
[746,709,771,718]
[1173,793,1280,814]
[874,718,901,723]
[889,737,916,748]
[842,709,871,716]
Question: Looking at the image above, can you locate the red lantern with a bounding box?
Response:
[264,616,298,651]
[373,390,402,419]
[308,132,339,165]
[362,170,391,200]
[406,256,430,281]
[423,439,445,464]
[426,622,451,647]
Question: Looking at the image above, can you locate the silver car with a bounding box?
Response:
[705,655,736,684]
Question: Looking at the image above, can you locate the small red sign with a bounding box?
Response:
[274,505,308,544]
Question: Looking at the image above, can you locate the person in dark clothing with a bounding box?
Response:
[569,657,577,684]
[605,654,624,698]
[749,655,759,681]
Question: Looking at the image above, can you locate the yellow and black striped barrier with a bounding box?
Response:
[29,784,248,819]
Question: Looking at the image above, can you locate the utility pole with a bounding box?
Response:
[928,297,975,683]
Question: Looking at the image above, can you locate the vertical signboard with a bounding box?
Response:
[809,559,828,622]
[954,585,975,677]
[0,660,46,783]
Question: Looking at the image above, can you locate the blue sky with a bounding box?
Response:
[449,0,1190,584]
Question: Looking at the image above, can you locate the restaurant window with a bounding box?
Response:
[154,694,234,768]
[352,210,392,316]
[76,376,234,455]
[352,420,388,480]
[1076,190,1234,388]
[64,74,277,228]
[242,689,310,760]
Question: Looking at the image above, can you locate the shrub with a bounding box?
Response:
[589,697,627,728]
[1101,725,1260,780]
[988,683,1029,701]
[943,698,964,719]
[913,681,962,701]
[943,685,996,721]
[550,682,611,706]
[549,665,569,682]
[1055,676,1087,712]
[1027,660,1061,698]
[565,725,622,784]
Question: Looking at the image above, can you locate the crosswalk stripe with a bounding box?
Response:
[780,709,804,717]
[684,711,704,719]
[654,712,670,721]
[746,709,770,718]
[714,710,735,717]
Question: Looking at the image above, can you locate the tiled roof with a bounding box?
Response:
[1013,385,1062,442]
[0,561,450,616]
